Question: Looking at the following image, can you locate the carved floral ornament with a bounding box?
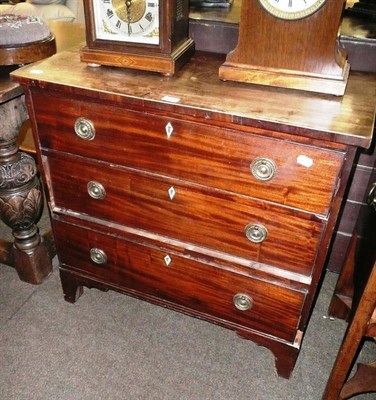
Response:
[0,153,37,190]
[0,179,42,231]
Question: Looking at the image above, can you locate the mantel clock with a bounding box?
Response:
[80,0,194,75]
[219,0,350,95]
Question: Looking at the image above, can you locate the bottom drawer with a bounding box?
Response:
[53,219,306,343]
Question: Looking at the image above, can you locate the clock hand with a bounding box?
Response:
[125,0,132,35]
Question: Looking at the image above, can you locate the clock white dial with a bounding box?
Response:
[94,0,159,45]
[258,0,328,20]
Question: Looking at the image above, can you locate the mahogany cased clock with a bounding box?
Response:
[80,0,195,75]
[219,0,350,95]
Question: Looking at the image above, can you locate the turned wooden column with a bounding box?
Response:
[0,14,57,283]
[0,93,52,283]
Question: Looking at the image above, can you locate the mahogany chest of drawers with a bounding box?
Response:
[13,50,376,379]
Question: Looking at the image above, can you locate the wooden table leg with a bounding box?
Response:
[322,246,376,399]
[0,95,53,284]
[340,361,376,399]
[327,231,356,320]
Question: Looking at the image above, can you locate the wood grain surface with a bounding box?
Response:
[13,41,375,380]
[46,151,325,276]
[53,218,306,343]
[31,90,345,215]
[12,50,376,147]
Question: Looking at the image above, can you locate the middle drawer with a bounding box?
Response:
[46,153,324,277]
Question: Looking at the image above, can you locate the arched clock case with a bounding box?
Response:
[219,0,349,95]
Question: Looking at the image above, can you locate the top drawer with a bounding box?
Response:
[32,91,345,216]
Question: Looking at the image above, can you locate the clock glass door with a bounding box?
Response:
[93,0,160,45]
[258,0,327,20]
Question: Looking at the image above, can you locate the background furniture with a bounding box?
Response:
[0,0,84,22]
[0,15,56,283]
[12,44,375,378]
[323,182,376,399]
[0,21,84,283]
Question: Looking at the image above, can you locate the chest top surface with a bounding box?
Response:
[11,48,376,148]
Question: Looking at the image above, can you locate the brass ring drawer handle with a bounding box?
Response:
[90,248,107,265]
[74,117,95,140]
[87,181,106,200]
[250,157,277,181]
[244,223,268,243]
[233,293,253,311]
[367,182,376,212]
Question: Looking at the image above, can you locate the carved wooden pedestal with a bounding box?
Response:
[0,13,57,283]
[0,92,53,284]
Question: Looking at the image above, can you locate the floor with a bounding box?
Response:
[1,240,375,399]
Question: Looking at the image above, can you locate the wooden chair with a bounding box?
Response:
[322,182,376,399]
